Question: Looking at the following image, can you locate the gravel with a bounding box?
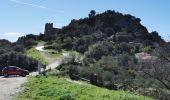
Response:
[0,76,27,100]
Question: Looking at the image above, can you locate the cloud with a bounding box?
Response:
[167,36,170,42]
[10,0,47,9]
[0,32,25,42]
[9,0,64,14]
[4,32,22,36]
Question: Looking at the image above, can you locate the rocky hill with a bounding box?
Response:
[41,10,165,53]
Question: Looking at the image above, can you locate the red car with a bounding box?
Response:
[2,66,29,77]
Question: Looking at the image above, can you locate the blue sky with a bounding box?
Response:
[0,0,170,42]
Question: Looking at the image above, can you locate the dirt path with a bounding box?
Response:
[35,42,66,70]
[35,43,87,86]
[0,76,26,100]
[0,72,40,100]
[36,42,59,64]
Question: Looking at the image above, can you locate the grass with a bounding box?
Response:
[15,76,152,100]
[26,47,48,65]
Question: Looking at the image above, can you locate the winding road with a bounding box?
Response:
[35,42,63,70]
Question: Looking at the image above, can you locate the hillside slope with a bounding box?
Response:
[15,76,152,100]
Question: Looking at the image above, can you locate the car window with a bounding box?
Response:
[16,67,20,70]
[3,67,7,70]
[17,67,20,69]
[8,67,16,70]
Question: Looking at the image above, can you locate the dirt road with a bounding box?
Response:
[0,76,26,100]
[35,42,66,70]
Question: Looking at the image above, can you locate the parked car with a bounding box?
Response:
[2,66,29,77]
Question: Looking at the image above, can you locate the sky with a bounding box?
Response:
[0,0,170,42]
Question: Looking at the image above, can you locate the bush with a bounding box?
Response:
[84,41,114,61]
[62,37,73,50]
[0,52,38,71]
[142,46,152,53]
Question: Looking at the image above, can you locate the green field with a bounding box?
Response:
[26,47,48,65]
[15,76,152,100]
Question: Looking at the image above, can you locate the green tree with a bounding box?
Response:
[88,10,96,18]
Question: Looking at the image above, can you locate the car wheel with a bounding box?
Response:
[21,73,26,77]
[4,73,8,77]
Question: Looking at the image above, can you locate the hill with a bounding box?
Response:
[40,10,164,53]
[32,10,169,100]
[1,10,169,100]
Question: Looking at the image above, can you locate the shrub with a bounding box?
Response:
[142,46,152,53]
[84,41,114,61]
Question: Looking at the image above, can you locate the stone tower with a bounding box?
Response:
[44,23,53,34]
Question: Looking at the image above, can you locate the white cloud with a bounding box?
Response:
[10,0,47,9]
[4,32,22,36]
[1,32,25,42]
[167,36,170,42]
[9,0,64,14]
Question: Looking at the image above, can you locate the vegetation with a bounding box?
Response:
[0,40,39,71]
[26,47,48,65]
[43,48,63,58]
[17,34,39,48]
[38,10,169,99]
[15,76,152,100]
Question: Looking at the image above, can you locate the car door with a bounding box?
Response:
[15,67,21,75]
[7,67,14,75]
[8,67,17,75]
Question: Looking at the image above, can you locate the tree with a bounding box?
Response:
[84,42,114,61]
[135,44,170,90]
[62,37,73,49]
[52,42,62,52]
[89,10,96,18]
[137,59,170,90]
[153,43,170,62]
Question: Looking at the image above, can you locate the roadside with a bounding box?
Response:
[0,42,48,100]
[0,42,73,100]
[0,72,41,100]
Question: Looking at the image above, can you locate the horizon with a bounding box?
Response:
[0,0,170,42]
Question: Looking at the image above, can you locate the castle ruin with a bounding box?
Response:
[44,23,60,34]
